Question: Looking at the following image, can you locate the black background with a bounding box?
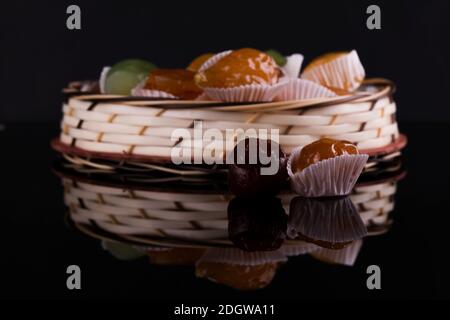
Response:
[1,0,450,123]
[1,0,450,303]
[2,123,450,301]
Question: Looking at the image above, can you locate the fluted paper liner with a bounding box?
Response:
[131,81,179,99]
[287,147,369,197]
[279,242,319,256]
[287,196,368,243]
[202,79,288,102]
[281,53,304,78]
[197,50,288,102]
[197,248,287,266]
[301,50,365,92]
[99,66,111,94]
[195,93,212,101]
[276,78,337,101]
[310,240,363,266]
[197,50,232,73]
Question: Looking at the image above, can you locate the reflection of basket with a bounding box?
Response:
[64,180,231,241]
[63,176,400,245]
[54,79,405,164]
[350,182,396,234]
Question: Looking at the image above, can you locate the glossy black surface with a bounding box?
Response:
[1,122,450,300]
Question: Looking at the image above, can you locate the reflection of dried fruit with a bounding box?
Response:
[144,69,203,99]
[147,247,206,266]
[187,53,214,72]
[292,138,358,173]
[288,196,367,249]
[228,196,287,252]
[228,138,288,196]
[195,261,278,290]
[195,48,280,88]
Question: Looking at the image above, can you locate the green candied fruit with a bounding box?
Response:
[105,59,156,95]
[265,49,287,67]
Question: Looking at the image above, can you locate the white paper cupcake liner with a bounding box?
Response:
[275,78,337,101]
[197,50,233,73]
[309,240,363,266]
[287,196,368,243]
[195,92,212,101]
[131,81,179,99]
[99,66,111,94]
[281,53,304,78]
[197,248,287,266]
[287,147,369,197]
[301,50,365,92]
[279,242,320,256]
[202,78,289,102]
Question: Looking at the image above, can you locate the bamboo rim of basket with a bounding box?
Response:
[51,133,407,165]
[52,151,405,195]
[66,78,394,112]
[56,78,403,163]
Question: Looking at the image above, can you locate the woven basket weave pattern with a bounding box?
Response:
[64,178,397,243]
[59,79,399,161]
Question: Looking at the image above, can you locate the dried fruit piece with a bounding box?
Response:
[144,69,202,99]
[195,48,280,88]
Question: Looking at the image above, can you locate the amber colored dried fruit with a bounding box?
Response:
[147,247,206,266]
[195,48,280,88]
[187,53,214,72]
[292,138,359,173]
[303,52,347,72]
[144,69,203,99]
[195,261,278,290]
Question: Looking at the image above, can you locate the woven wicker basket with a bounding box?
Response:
[61,167,403,247]
[54,78,405,164]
